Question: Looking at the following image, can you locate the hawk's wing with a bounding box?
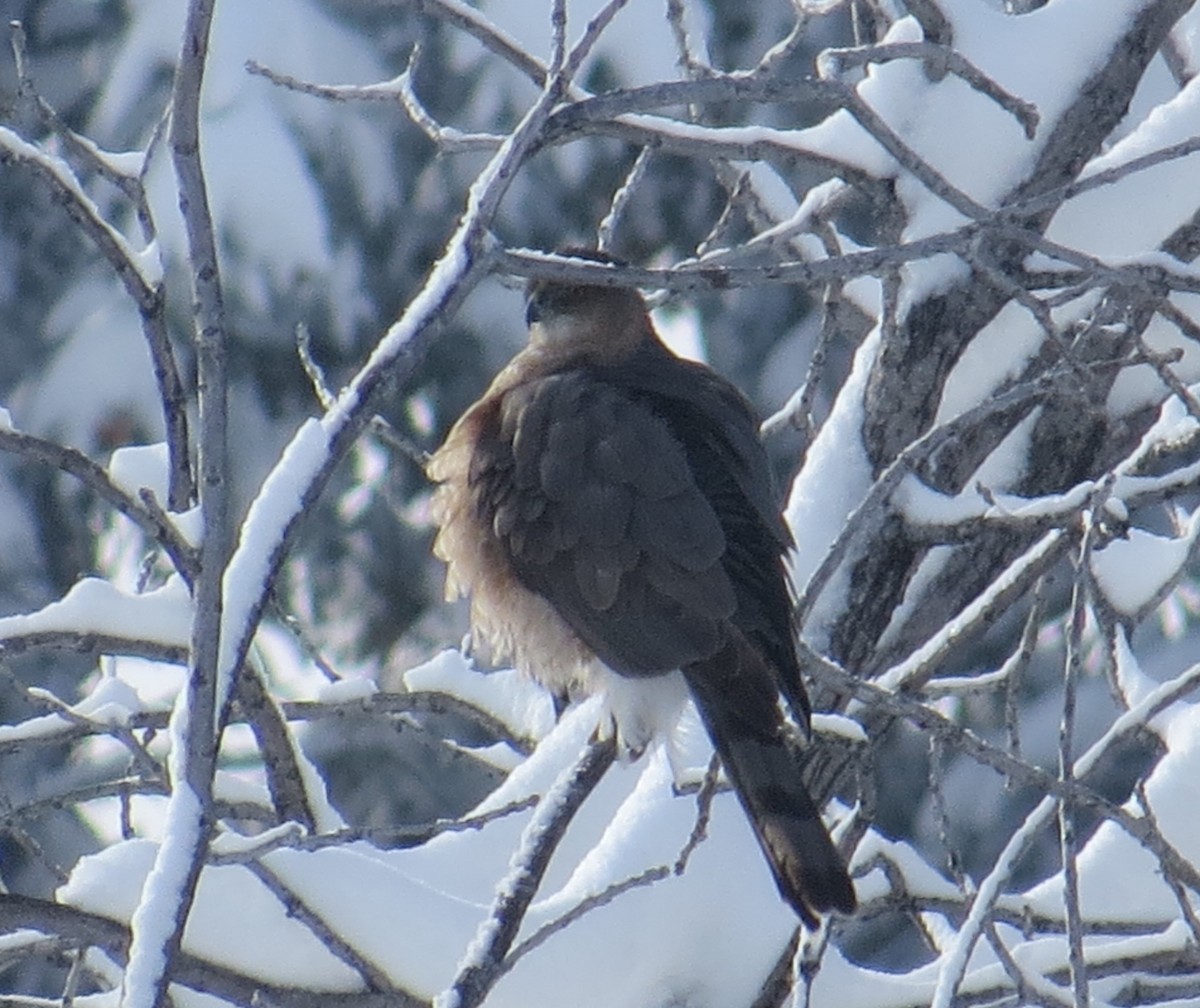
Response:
[605,353,807,721]
[468,359,799,694]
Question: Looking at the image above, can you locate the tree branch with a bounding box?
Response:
[438,734,616,1008]
[122,0,227,1002]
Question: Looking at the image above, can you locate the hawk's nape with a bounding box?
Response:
[428,254,856,924]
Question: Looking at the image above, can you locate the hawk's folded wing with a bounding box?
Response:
[468,369,738,676]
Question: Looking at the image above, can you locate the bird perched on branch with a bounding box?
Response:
[428,250,856,925]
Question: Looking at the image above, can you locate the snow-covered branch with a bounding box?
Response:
[6,1,1200,1006]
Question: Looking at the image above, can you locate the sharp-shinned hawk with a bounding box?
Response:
[428,254,856,925]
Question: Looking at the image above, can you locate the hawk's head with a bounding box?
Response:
[524,248,650,356]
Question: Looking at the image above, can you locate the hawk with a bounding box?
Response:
[428,254,856,925]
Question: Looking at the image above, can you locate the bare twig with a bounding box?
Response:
[1005,585,1044,779]
[295,323,429,470]
[1136,781,1200,948]
[207,796,540,864]
[0,688,539,761]
[242,859,399,994]
[597,145,654,253]
[246,55,503,152]
[928,735,966,887]
[674,752,722,874]
[498,864,670,977]
[23,687,164,785]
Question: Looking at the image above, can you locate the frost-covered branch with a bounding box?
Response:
[412,0,548,87]
[8,21,153,233]
[0,129,158,313]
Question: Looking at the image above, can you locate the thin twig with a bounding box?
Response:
[0,688,540,761]
[928,735,966,887]
[1136,781,1200,948]
[207,796,540,864]
[597,145,654,253]
[242,859,397,993]
[295,323,429,469]
[23,687,164,785]
[548,0,568,75]
[1004,585,1044,783]
[674,752,721,874]
[497,224,984,293]
[246,56,503,152]
[498,864,670,978]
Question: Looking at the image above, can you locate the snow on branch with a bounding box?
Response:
[7,1,1200,1007]
[817,41,1040,138]
[438,734,617,1008]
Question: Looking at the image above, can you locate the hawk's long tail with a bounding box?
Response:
[683,633,856,927]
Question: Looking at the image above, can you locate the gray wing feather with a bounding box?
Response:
[472,370,736,675]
